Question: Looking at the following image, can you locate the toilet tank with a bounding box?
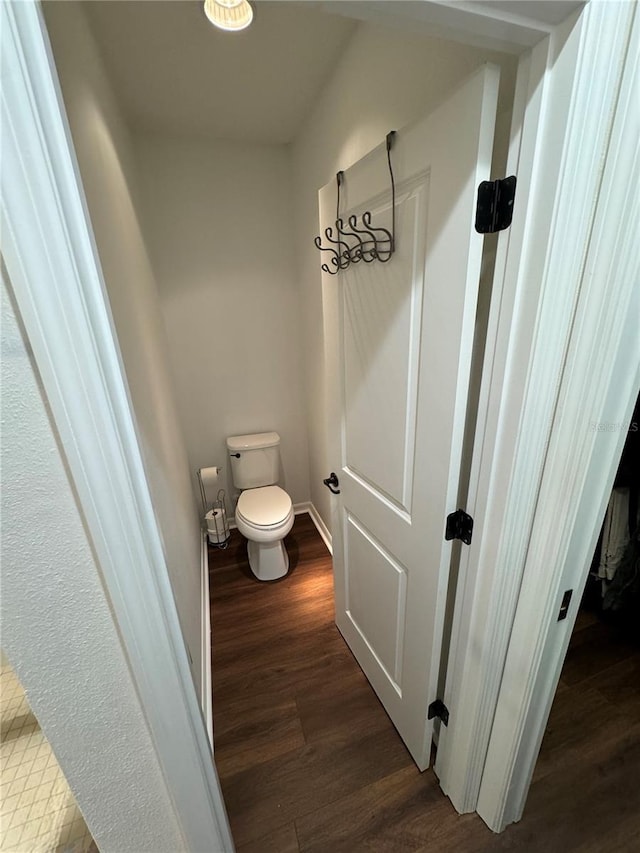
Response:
[227,432,280,490]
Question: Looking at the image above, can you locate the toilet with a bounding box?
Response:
[227,432,294,581]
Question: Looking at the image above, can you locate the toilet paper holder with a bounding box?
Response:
[197,468,230,548]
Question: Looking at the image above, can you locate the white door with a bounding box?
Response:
[321,65,500,770]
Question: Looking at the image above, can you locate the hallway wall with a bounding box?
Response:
[134,133,309,507]
[1,282,184,853]
[291,21,517,531]
[43,2,203,694]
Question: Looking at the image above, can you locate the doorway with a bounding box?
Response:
[525,396,640,843]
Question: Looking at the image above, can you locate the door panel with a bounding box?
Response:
[345,512,408,689]
[343,176,428,515]
[322,65,500,770]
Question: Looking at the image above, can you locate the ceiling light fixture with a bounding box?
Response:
[204,0,253,32]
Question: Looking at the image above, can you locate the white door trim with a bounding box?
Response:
[478,2,639,830]
[1,3,233,850]
[436,0,638,829]
[5,0,633,842]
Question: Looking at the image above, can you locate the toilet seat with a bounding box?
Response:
[236,485,292,528]
[235,486,294,545]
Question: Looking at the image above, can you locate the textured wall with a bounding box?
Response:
[0,282,184,853]
[134,134,309,509]
[42,2,203,695]
[292,22,517,531]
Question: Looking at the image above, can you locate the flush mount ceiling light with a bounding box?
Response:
[204,0,253,32]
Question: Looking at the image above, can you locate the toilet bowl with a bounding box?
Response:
[235,485,294,581]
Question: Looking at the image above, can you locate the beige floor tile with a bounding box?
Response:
[7,775,27,797]
[1,663,95,853]
[68,817,88,842]
[28,736,45,755]
[57,822,72,844]
[21,745,39,765]
[51,773,69,797]
[0,766,16,784]
[40,765,58,785]
[2,791,22,816]
[1,739,15,757]
[40,810,62,835]
[9,805,31,829]
[1,825,23,848]
[19,818,41,843]
[62,804,78,823]
[49,793,68,815]
[28,797,49,822]
[4,751,24,771]
[23,769,44,791]
[37,779,56,800]
[17,785,38,810]
[12,761,35,782]
[30,756,49,775]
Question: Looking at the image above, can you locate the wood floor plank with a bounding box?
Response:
[236,822,300,853]
[295,765,494,853]
[295,663,393,744]
[532,685,632,783]
[560,618,638,686]
[220,725,413,847]
[484,725,640,853]
[212,695,305,777]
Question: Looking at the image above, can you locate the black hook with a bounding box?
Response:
[313,132,397,275]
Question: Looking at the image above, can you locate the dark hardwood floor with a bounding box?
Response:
[209,515,640,852]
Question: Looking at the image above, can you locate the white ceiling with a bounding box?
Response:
[83,1,357,144]
[82,0,585,145]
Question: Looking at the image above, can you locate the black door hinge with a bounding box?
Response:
[445,509,473,545]
[428,699,449,726]
[475,175,517,233]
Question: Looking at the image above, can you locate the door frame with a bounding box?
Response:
[476,3,639,830]
[4,0,637,842]
[1,2,233,850]
[434,0,639,831]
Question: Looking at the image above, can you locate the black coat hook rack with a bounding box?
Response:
[315,131,397,275]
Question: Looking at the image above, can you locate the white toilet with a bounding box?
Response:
[227,432,294,581]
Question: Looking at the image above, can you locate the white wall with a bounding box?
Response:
[134,134,309,507]
[43,3,203,694]
[0,281,184,853]
[292,22,517,528]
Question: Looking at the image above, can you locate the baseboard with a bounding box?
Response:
[200,531,213,747]
[298,502,333,555]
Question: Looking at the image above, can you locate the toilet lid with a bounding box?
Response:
[236,486,292,527]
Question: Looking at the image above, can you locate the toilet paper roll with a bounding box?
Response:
[206,507,229,544]
[198,466,220,507]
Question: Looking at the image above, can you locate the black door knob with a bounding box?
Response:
[323,472,340,494]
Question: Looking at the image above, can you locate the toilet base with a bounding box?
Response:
[247,538,289,581]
